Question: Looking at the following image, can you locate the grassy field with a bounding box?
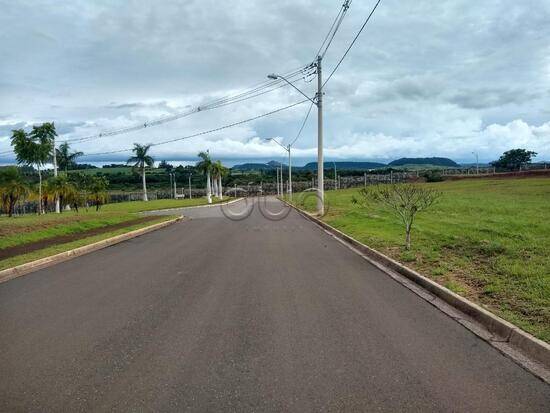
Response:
[0,197,231,270]
[292,177,550,342]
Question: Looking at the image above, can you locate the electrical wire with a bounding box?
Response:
[289,100,314,147]
[323,0,383,86]
[0,66,310,155]
[320,0,352,59]
[79,99,309,157]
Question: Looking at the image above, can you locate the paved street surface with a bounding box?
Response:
[1,198,549,412]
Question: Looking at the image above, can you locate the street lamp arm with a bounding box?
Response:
[268,74,317,105]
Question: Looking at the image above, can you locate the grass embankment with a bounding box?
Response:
[291,178,550,342]
[0,197,230,270]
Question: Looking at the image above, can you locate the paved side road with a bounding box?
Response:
[1,198,549,412]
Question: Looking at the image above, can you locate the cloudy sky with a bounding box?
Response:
[1,0,549,165]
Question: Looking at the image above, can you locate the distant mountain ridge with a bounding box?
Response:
[388,157,459,167]
[301,161,386,170]
[232,157,458,171]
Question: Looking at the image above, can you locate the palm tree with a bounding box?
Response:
[0,167,30,217]
[10,126,54,214]
[45,175,78,212]
[196,151,213,204]
[88,176,109,211]
[56,142,83,173]
[127,143,154,201]
[211,160,222,199]
[211,160,227,200]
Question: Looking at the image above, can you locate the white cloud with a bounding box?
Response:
[1,0,549,163]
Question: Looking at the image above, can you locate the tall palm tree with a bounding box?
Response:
[56,142,83,173]
[10,126,53,214]
[127,143,154,201]
[0,167,30,217]
[211,160,222,199]
[196,151,213,204]
[211,160,226,200]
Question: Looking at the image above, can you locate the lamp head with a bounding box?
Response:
[267,73,278,80]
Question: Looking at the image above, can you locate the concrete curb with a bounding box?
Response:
[143,198,244,214]
[0,216,183,285]
[283,199,550,381]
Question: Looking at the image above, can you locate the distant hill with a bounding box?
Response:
[231,162,276,171]
[301,161,386,170]
[389,157,459,167]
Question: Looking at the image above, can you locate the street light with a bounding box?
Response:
[333,161,337,190]
[267,55,323,215]
[266,137,293,200]
[472,152,479,174]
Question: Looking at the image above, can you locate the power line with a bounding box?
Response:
[289,101,314,147]
[80,100,309,157]
[0,65,310,155]
[324,0,383,86]
[319,0,352,59]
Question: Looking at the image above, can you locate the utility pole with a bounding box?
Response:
[276,168,280,196]
[53,137,60,213]
[316,55,324,215]
[333,162,337,190]
[288,144,292,200]
[188,173,192,199]
[280,166,284,196]
[267,55,323,212]
[173,174,177,199]
[472,152,479,174]
[169,173,173,198]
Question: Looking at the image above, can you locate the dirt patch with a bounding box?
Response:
[0,215,94,238]
[0,216,161,261]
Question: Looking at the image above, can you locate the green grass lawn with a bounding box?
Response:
[0,196,232,270]
[291,177,550,342]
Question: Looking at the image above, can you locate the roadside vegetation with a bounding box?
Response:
[0,197,231,270]
[293,177,550,342]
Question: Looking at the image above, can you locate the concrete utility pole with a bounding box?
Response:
[288,145,292,200]
[472,152,479,174]
[173,174,177,199]
[169,173,173,198]
[280,166,283,196]
[316,55,324,215]
[276,168,280,196]
[333,162,337,190]
[53,137,60,213]
[267,54,323,213]
[188,174,192,199]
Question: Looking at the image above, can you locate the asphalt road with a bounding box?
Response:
[1,198,549,412]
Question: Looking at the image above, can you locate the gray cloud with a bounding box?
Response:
[1,0,549,164]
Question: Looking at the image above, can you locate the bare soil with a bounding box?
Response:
[0,216,159,261]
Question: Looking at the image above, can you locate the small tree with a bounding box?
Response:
[356,184,441,250]
[45,175,78,212]
[491,149,537,171]
[0,167,30,217]
[88,176,109,211]
[127,143,154,201]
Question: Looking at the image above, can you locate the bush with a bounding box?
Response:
[422,170,444,182]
